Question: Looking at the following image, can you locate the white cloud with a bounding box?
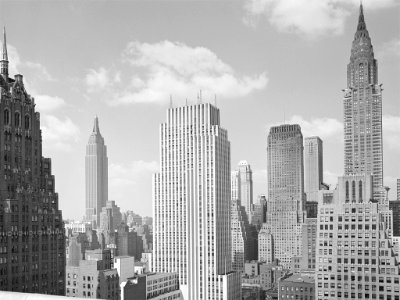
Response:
[85,67,116,92]
[383,115,400,150]
[109,160,159,188]
[35,94,66,112]
[243,0,398,38]
[86,40,268,105]
[41,115,80,151]
[272,115,343,139]
[378,37,400,59]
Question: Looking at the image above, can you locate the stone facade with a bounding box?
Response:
[0,29,65,294]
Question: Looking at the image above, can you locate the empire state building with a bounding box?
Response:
[342,4,385,204]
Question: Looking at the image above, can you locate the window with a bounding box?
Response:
[4,109,9,125]
[14,112,20,127]
[24,115,30,130]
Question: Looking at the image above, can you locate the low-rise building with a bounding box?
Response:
[278,273,315,300]
[120,272,182,300]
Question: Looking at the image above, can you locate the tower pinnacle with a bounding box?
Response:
[93,115,100,133]
[357,2,366,32]
[1,26,8,77]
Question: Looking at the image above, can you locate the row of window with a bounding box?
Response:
[3,109,30,129]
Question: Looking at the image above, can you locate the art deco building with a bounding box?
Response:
[153,103,241,299]
[85,116,108,228]
[99,200,122,233]
[304,136,324,203]
[265,124,306,269]
[315,175,400,299]
[0,29,65,294]
[342,4,385,204]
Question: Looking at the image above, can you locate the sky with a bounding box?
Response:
[0,0,398,220]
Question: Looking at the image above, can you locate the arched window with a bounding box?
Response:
[24,115,30,130]
[14,112,20,127]
[359,181,363,202]
[345,181,349,202]
[352,181,356,202]
[4,109,9,125]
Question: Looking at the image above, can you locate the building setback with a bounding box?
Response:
[153,103,241,299]
[0,29,65,294]
[85,116,108,228]
[266,124,306,269]
[231,200,250,272]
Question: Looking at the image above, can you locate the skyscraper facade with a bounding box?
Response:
[397,179,400,201]
[304,136,324,202]
[315,175,400,299]
[153,103,241,299]
[85,116,108,228]
[342,4,385,204]
[266,124,306,269]
[0,29,65,294]
[236,161,253,218]
[231,200,250,272]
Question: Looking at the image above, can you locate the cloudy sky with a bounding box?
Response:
[0,0,398,219]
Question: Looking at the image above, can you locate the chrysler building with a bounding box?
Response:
[342,3,385,204]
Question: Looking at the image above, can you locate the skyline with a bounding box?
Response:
[0,1,398,219]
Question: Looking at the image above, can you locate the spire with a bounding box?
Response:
[1,26,8,77]
[93,115,100,133]
[357,1,367,32]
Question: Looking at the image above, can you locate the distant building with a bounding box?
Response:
[114,256,135,284]
[258,226,273,263]
[397,179,400,201]
[125,211,142,226]
[99,200,122,233]
[65,221,93,236]
[250,195,267,229]
[389,200,400,237]
[299,218,317,271]
[231,200,251,272]
[304,137,324,203]
[231,161,254,219]
[66,249,119,299]
[86,116,108,228]
[266,124,306,269]
[120,273,182,300]
[141,252,153,272]
[116,223,143,259]
[142,216,153,226]
[278,273,315,300]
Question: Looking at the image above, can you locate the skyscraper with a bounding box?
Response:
[85,116,108,228]
[0,29,65,294]
[342,3,385,204]
[304,136,324,202]
[397,179,400,201]
[266,124,306,269]
[153,102,241,299]
[236,161,253,218]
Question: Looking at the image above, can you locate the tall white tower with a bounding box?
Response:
[304,136,324,202]
[85,116,108,228]
[153,103,241,299]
